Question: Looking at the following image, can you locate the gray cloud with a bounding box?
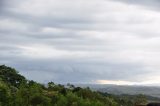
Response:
[0,55,149,83]
[0,0,160,84]
[114,0,160,11]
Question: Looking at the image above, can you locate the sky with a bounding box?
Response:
[1,0,160,85]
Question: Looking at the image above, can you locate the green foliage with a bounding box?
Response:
[0,65,149,106]
[102,92,148,106]
[0,65,26,88]
[134,94,147,105]
[0,81,11,106]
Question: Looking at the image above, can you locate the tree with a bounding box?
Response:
[30,94,51,106]
[134,94,147,105]
[0,65,26,88]
[0,81,11,106]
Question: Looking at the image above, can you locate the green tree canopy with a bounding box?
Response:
[0,65,26,88]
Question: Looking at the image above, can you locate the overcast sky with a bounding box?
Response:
[1,0,160,85]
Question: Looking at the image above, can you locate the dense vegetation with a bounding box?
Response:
[0,65,149,106]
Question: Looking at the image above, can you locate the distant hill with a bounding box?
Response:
[1,65,159,106]
[76,84,160,101]
[0,65,148,106]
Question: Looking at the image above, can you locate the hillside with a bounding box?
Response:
[0,65,155,106]
[77,84,160,98]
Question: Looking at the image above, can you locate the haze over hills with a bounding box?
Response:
[76,84,160,98]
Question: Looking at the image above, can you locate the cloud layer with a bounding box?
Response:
[1,0,160,85]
